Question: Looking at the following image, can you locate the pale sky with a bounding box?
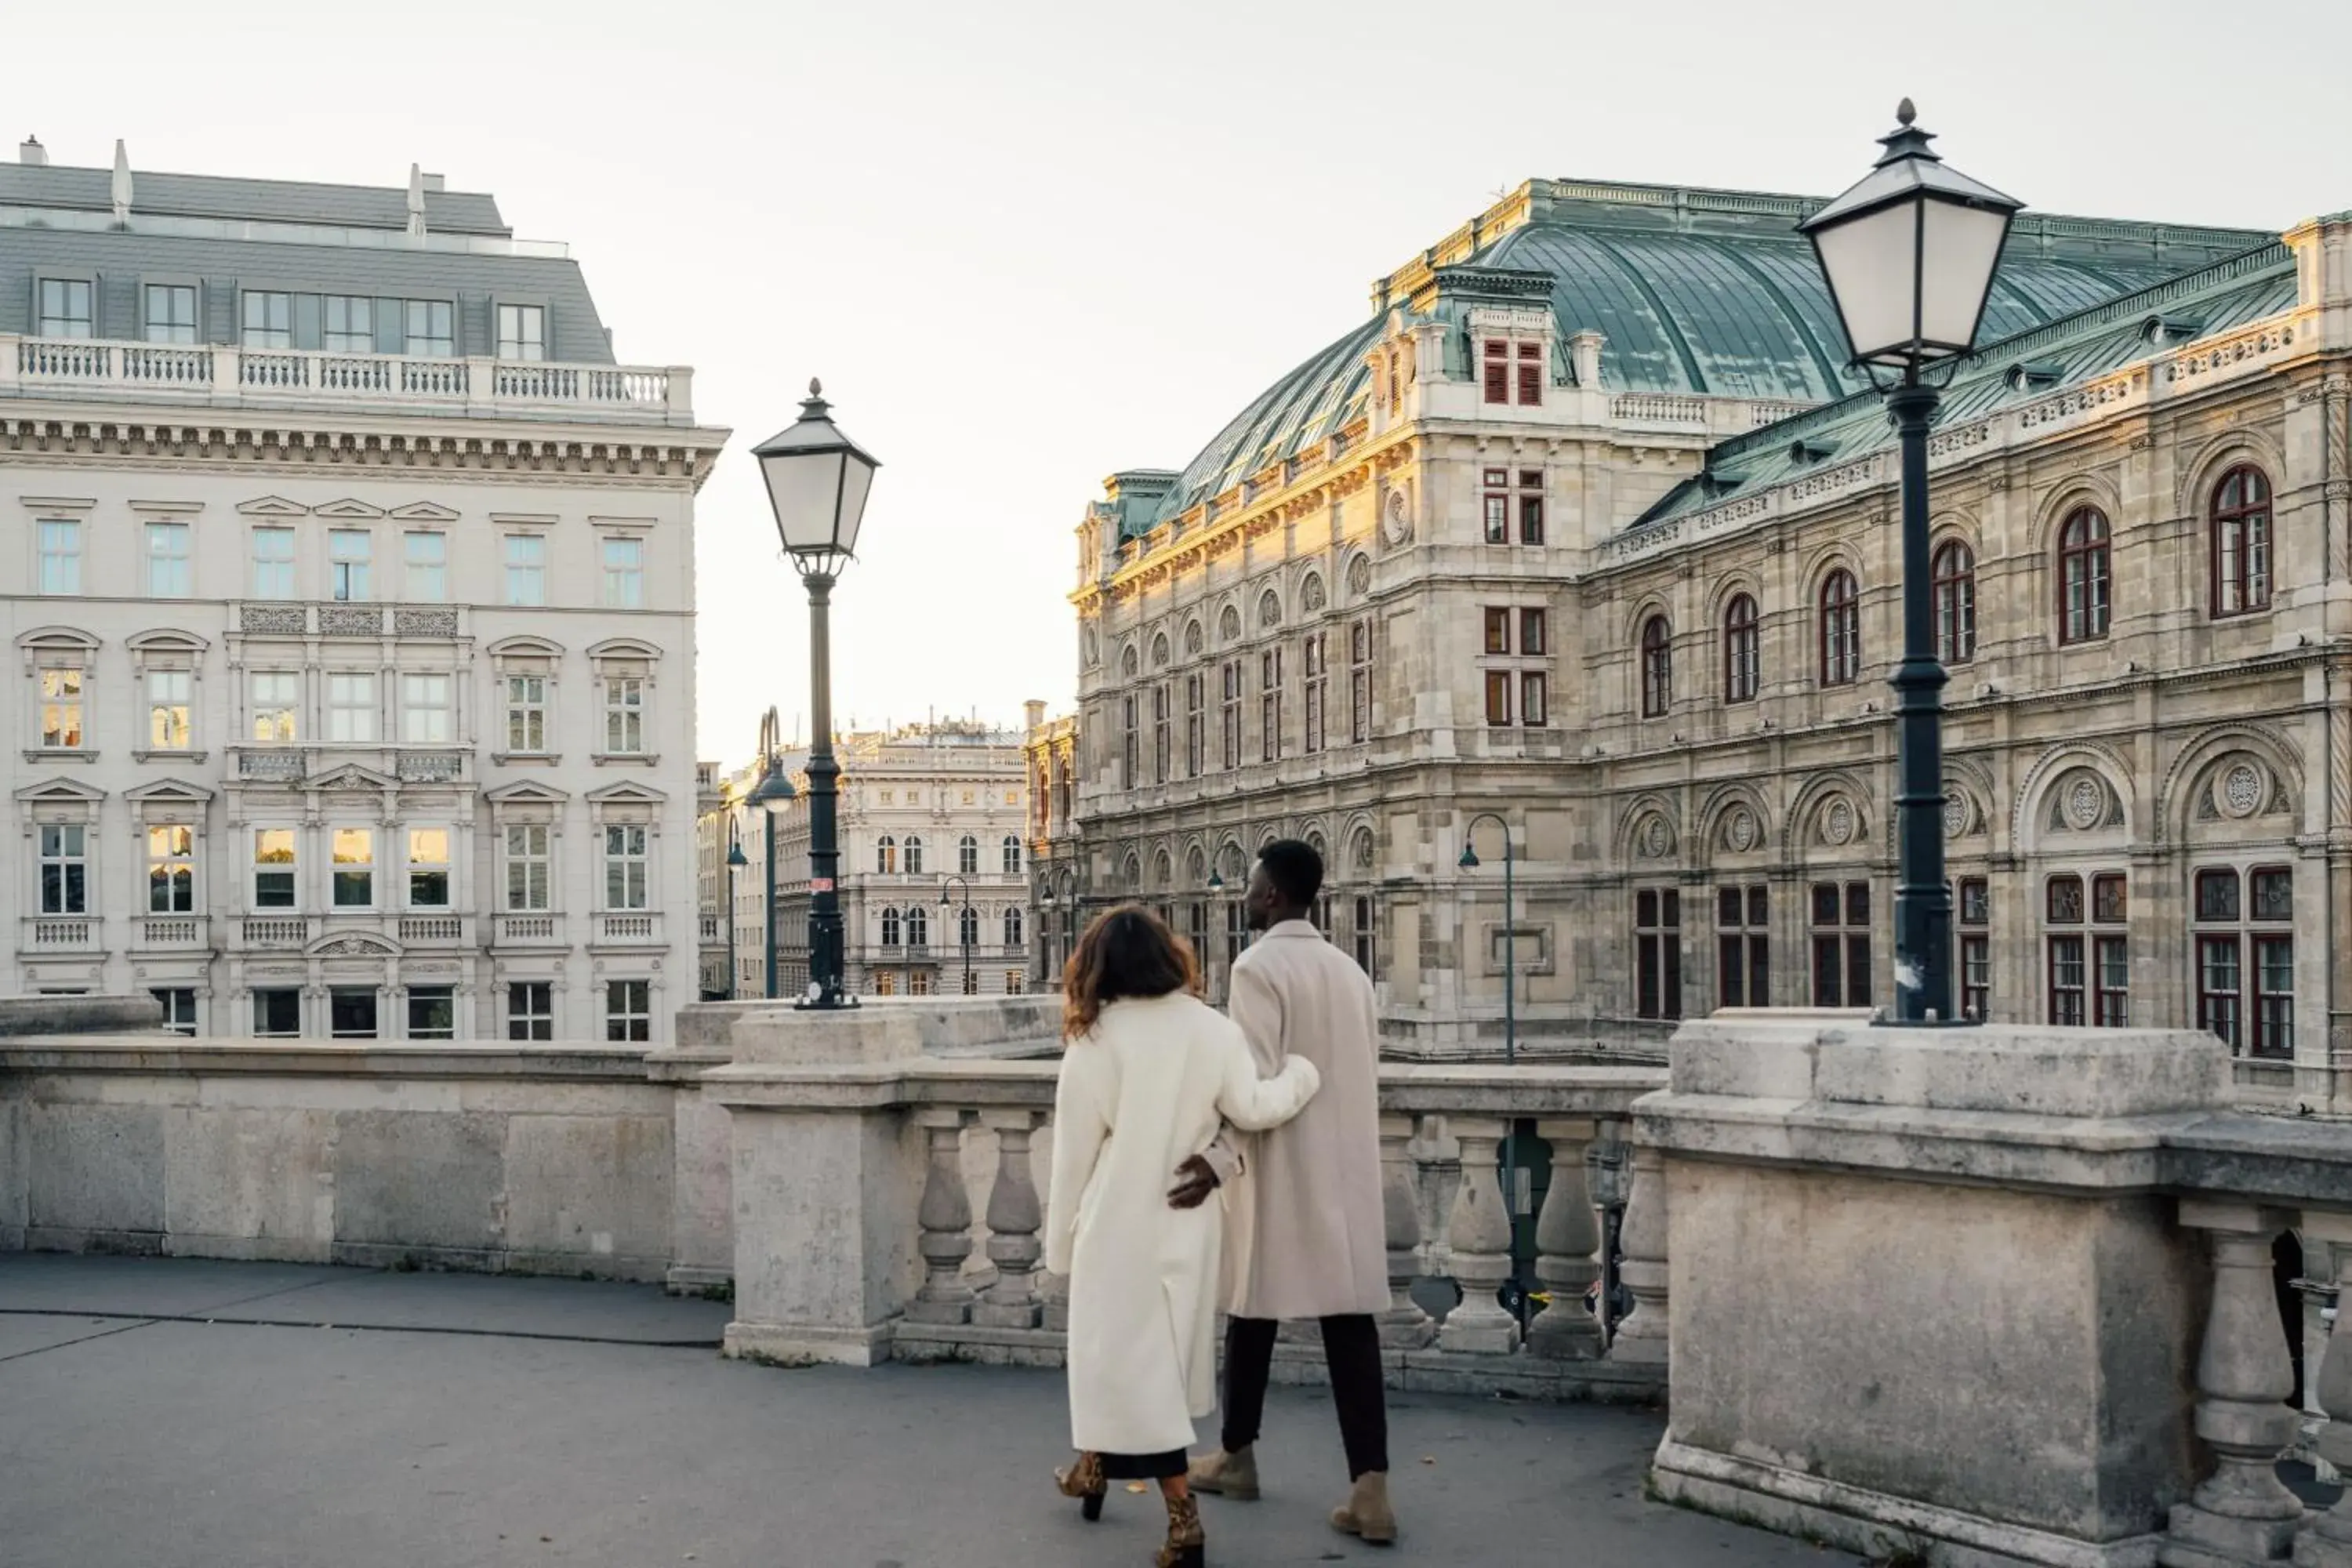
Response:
[16,0,2350,768]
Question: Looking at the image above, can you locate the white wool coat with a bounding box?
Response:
[1044,991,1320,1457]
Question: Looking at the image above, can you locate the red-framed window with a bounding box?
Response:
[2194,865,2294,1058]
[1640,615,1672,717]
[2058,506,2111,643]
[2210,466,2273,618]
[1809,880,1871,1007]
[1723,593,1759,702]
[1957,876,1990,1021]
[1516,342,1544,405]
[1819,569,1860,686]
[1933,539,1976,663]
[1482,467,1509,543]
[1635,887,1682,1020]
[2045,871,2127,1027]
[1717,884,1769,1008]
[1483,341,1510,405]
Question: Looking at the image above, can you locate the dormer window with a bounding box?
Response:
[325,296,375,354]
[143,285,197,345]
[2006,361,2064,392]
[1788,437,1837,466]
[404,299,455,358]
[38,278,93,337]
[1481,339,1544,407]
[498,304,546,361]
[241,291,293,350]
[1517,342,1543,405]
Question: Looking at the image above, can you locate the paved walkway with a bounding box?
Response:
[0,1255,1848,1568]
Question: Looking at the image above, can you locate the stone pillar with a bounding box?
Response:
[905,1109,977,1325]
[972,1110,1044,1329]
[1377,1112,1436,1349]
[1436,1117,1520,1355]
[2298,1220,2352,1566]
[1039,1269,1069,1334]
[1608,1142,1668,1366]
[1526,1117,1602,1359]
[2163,1200,2303,1568]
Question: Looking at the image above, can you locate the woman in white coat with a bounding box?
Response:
[1044,906,1321,1568]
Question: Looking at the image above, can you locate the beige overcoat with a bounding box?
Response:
[1220,920,1391,1321]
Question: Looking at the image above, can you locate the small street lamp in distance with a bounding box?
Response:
[724,834,749,1000]
[938,874,975,996]
[1458,809,1531,1324]
[752,379,880,1011]
[1798,100,2020,1027]
[749,762,796,1000]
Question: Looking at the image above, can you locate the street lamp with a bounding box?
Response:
[724,836,749,1000]
[1799,100,2020,1027]
[750,761,797,1000]
[1459,811,1530,1323]
[938,875,975,996]
[753,379,880,1011]
[1037,889,1055,985]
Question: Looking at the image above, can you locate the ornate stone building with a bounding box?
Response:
[1065,172,2352,1100]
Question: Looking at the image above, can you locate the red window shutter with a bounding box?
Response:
[1518,362,1542,405]
[1484,361,1508,404]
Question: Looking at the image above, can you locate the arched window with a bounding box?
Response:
[1722,593,1759,703]
[1933,541,1976,663]
[880,907,902,946]
[1819,569,1860,686]
[957,905,980,946]
[2211,466,2273,617]
[904,834,925,875]
[906,905,929,947]
[1004,906,1024,946]
[876,834,897,874]
[2057,506,2111,643]
[1639,615,1672,717]
[957,834,978,875]
[1001,834,1022,874]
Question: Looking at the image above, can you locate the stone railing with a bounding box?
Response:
[4,334,696,425]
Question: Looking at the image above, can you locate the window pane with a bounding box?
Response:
[2251,867,2292,922]
[2046,876,2084,924]
[1812,884,1839,926]
[2092,874,2127,925]
[1845,882,1870,927]
[2196,869,2240,923]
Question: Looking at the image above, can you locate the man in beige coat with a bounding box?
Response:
[1171,839,1396,1544]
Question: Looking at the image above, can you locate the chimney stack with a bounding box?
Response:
[19,135,46,166]
[420,172,445,193]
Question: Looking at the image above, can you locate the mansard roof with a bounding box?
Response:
[1129,176,2270,536]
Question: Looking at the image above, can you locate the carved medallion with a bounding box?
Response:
[1348,554,1373,599]
[2221,760,2266,819]
[1822,799,1855,847]
[1942,790,1968,837]
[2062,775,2106,831]
[1381,489,1412,547]
[1301,575,1327,613]
[1723,807,1757,854]
[1636,814,1673,859]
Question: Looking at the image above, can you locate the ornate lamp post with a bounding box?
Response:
[724,835,749,999]
[1036,889,1055,986]
[1799,100,2020,1026]
[749,761,796,1000]
[1459,811,1530,1321]
[938,875,975,995]
[753,379,880,1011]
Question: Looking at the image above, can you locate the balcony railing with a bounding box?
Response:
[229,742,470,786]
[5,335,695,426]
[699,913,723,944]
[594,912,662,946]
[22,916,98,952]
[494,913,562,946]
[235,602,461,639]
[133,916,207,950]
[238,915,313,949]
[396,914,468,946]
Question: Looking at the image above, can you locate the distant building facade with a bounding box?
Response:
[0,138,724,1044]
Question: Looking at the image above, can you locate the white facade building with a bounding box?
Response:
[1,140,726,1043]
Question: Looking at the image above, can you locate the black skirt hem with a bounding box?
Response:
[1098,1448,1186,1481]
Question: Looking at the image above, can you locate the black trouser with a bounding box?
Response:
[1218,1314,1388,1479]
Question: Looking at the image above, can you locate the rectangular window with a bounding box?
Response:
[604,677,644,753]
[503,535,547,606]
[406,985,456,1041]
[508,982,554,1041]
[38,518,82,595]
[241,291,292,350]
[1519,672,1548,727]
[1259,648,1283,763]
[252,526,296,598]
[323,295,374,354]
[152,988,198,1036]
[2049,934,2088,1027]
[1185,673,1205,777]
[1483,340,1508,404]
[1152,684,1171,782]
[38,825,87,915]
[1519,608,1548,656]
[1958,876,1990,1021]
[601,536,645,609]
[1220,661,1242,771]
[606,978,652,1043]
[407,827,451,908]
[506,675,547,753]
[329,987,378,1040]
[39,277,94,336]
[1483,608,1511,655]
[1351,894,1378,978]
[38,666,85,750]
[2196,866,2293,1058]
[148,824,195,913]
[403,299,455,357]
[403,532,448,602]
[1349,619,1373,744]
[1716,884,1769,1008]
[497,303,546,361]
[1484,670,1512,727]
[332,828,376,907]
[252,672,299,742]
[1635,887,1682,1020]
[252,828,297,909]
[1483,467,1508,543]
[326,672,378,742]
[605,825,649,909]
[144,284,199,344]
[1302,633,1327,755]
[1515,343,1544,405]
[146,521,192,598]
[2045,871,2127,1027]
[147,670,193,750]
[328,529,372,601]
[401,673,453,743]
[504,823,551,910]
[252,989,301,1037]
[1809,880,1872,1007]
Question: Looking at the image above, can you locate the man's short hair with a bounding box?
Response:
[1256,839,1324,906]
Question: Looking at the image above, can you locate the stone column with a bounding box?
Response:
[972,1110,1044,1329]
[905,1109,977,1325]
[1526,1117,1602,1359]
[1377,1112,1436,1349]
[2298,1219,2352,1566]
[1436,1117,1520,1355]
[1608,1142,1668,1366]
[2162,1199,2301,1568]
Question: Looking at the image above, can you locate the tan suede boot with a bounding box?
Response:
[1330,1471,1396,1544]
[1185,1445,1260,1500]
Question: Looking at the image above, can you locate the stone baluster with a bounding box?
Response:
[1526,1118,1602,1359]
[1039,1270,1069,1334]
[2162,1200,2300,1568]
[906,1109,977,1325]
[1608,1142,1668,1365]
[972,1110,1044,1329]
[1436,1116,1520,1355]
[1377,1112,1436,1348]
[2298,1217,2352,1566]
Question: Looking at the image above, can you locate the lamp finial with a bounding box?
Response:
[1896,97,1915,127]
[808,377,822,397]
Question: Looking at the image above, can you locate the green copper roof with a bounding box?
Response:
[1130,179,2270,538]
[1632,240,2297,528]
